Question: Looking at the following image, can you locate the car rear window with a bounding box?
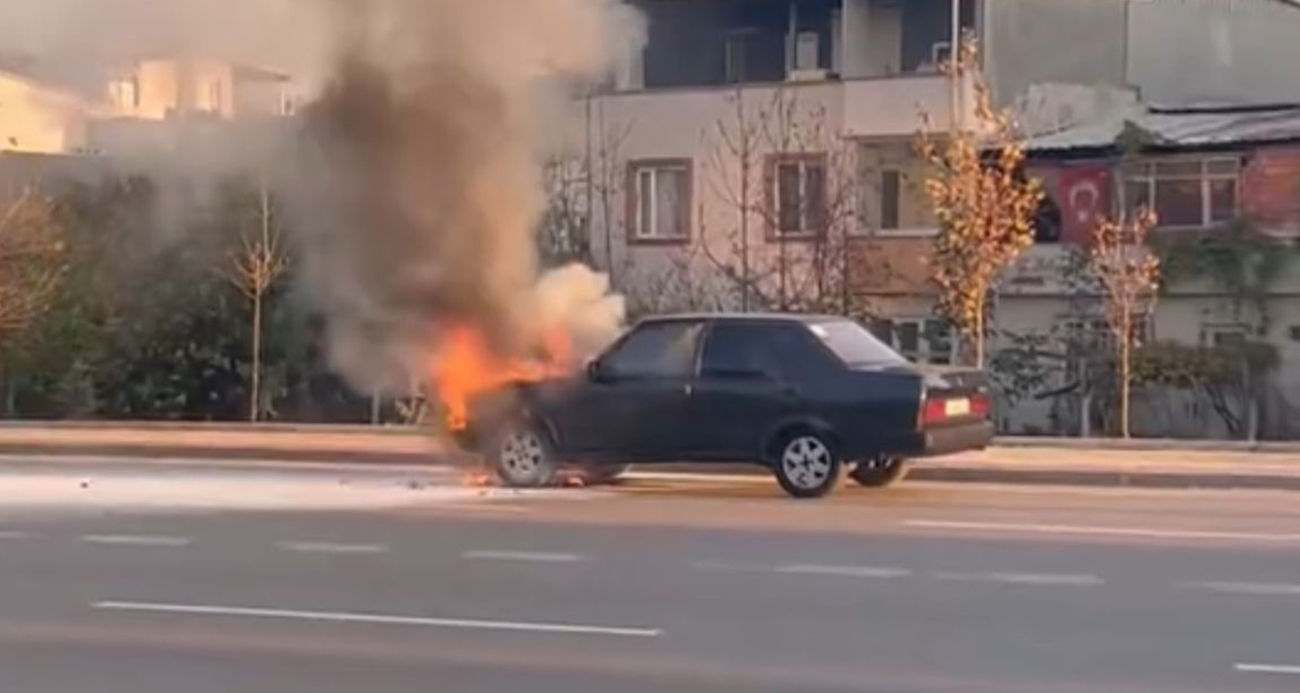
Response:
[806,319,907,367]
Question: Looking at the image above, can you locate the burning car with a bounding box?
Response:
[451,313,993,499]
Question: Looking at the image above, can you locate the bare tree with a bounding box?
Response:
[0,188,65,338]
[226,181,289,422]
[699,87,873,317]
[589,99,634,284]
[917,36,1044,367]
[1089,208,1160,439]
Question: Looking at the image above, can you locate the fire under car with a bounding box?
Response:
[454,313,993,499]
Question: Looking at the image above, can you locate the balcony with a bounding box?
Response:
[842,70,977,138]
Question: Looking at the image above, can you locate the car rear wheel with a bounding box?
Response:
[773,432,841,499]
[850,456,909,488]
[490,422,557,488]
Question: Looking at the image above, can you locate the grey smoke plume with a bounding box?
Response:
[0,0,641,396]
[297,0,639,394]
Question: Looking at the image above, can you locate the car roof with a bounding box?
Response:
[636,312,845,326]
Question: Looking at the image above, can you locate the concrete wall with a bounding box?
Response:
[984,0,1128,105]
[0,73,88,154]
[1128,0,1300,105]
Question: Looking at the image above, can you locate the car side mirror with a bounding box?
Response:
[586,359,608,382]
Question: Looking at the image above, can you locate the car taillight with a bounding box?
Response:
[921,397,947,425]
[921,392,989,426]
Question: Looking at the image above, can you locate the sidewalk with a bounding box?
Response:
[0,422,1298,490]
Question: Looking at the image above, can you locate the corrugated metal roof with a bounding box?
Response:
[1024,104,1300,152]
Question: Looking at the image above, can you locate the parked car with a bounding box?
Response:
[456,313,993,498]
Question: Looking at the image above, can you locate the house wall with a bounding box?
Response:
[0,73,88,154]
[1127,0,1300,106]
[581,81,847,311]
[983,0,1128,105]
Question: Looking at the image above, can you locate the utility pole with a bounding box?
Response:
[950,0,962,131]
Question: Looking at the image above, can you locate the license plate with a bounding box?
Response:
[944,398,970,417]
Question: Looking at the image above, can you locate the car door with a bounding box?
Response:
[561,320,704,461]
[689,322,806,460]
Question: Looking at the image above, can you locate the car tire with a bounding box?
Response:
[773,431,842,499]
[489,421,557,488]
[850,456,910,488]
[579,464,631,485]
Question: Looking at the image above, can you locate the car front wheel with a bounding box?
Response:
[773,432,841,499]
[490,422,557,488]
[850,456,909,488]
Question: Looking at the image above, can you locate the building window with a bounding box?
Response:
[724,30,753,83]
[770,154,827,238]
[1201,323,1250,348]
[628,159,692,244]
[1121,158,1239,229]
[872,317,953,365]
[879,169,901,231]
[108,75,139,110]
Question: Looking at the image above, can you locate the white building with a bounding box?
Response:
[567,0,1300,438]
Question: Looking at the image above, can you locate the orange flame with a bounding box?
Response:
[429,325,572,432]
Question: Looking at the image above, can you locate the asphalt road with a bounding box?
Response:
[2,461,1300,692]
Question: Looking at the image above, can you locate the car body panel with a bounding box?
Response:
[459,313,992,467]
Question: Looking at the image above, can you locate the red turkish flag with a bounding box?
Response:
[1059,166,1112,244]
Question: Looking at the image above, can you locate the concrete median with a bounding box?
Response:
[1,422,1299,490]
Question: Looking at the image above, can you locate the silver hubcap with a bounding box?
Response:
[500,430,544,478]
[781,436,833,490]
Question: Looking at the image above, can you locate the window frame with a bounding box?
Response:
[626,158,694,246]
[884,317,953,365]
[599,320,705,381]
[1120,156,1240,230]
[767,152,829,241]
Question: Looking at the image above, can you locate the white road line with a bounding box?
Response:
[93,601,661,638]
[776,564,912,579]
[81,535,192,547]
[904,519,1300,542]
[0,531,28,540]
[1235,663,1300,675]
[462,550,585,563]
[932,571,1104,586]
[276,541,389,555]
[1189,581,1300,596]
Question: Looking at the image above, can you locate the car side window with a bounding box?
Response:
[701,323,803,381]
[601,321,704,379]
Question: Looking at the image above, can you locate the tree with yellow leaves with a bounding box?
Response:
[918,36,1043,368]
[1090,209,1160,439]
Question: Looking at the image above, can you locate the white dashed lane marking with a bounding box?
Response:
[462,550,585,563]
[93,601,662,638]
[1235,663,1300,676]
[931,571,1104,586]
[0,531,28,540]
[81,535,192,547]
[1188,581,1300,596]
[775,564,912,579]
[276,541,389,555]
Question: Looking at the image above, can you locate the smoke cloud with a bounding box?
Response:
[297,0,639,394]
[0,0,642,397]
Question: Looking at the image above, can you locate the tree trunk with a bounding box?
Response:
[1119,307,1131,439]
[973,293,986,369]
[250,289,262,423]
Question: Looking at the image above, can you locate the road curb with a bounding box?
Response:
[908,467,1300,491]
[0,444,1297,492]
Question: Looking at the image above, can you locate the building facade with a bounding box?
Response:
[567,0,1300,439]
